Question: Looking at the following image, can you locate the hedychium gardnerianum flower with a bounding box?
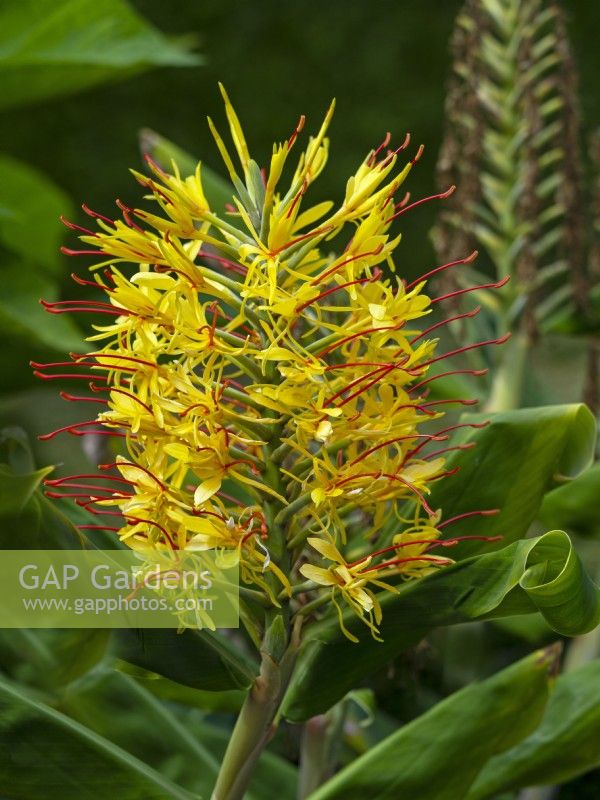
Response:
[35,84,507,645]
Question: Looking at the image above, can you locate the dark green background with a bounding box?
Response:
[2,0,599,288]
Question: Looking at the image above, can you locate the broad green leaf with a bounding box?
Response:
[0,0,201,111]
[307,647,558,800]
[467,659,600,799]
[428,404,595,558]
[115,626,259,692]
[0,155,73,274]
[139,128,233,214]
[0,674,196,799]
[539,461,600,537]
[63,666,297,800]
[282,531,599,721]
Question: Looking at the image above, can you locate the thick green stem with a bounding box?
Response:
[485,330,530,412]
[210,632,298,800]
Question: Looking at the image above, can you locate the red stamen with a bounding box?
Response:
[417,334,511,369]
[60,247,106,257]
[421,442,477,460]
[125,516,176,550]
[287,114,306,148]
[363,555,451,573]
[409,368,488,394]
[409,307,481,345]
[349,434,447,466]
[310,245,384,286]
[99,462,166,491]
[46,473,134,487]
[60,216,97,236]
[316,324,399,359]
[59,391,106,404]
[297,271,381,313]
[405,250,478,292]
[71,272,110,290]
[391,185,455,222]
[431,276,510,304]
[438,509,500,530]
[82,203,116,227]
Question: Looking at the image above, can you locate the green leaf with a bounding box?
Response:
[307,647,559,800]
[467,659,600,799]
[63,667,220,796]
[139,128,233,214]
[0,264,84,392]
[428,404,596,559]
[0,674,196,799]
[115,626,259,692]
[0,155,73,275]
[63,665,296,800]
[0,0,201,111]
[282,531,599,721]
[539,462,600,537]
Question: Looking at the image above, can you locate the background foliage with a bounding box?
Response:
[0,1,599,798]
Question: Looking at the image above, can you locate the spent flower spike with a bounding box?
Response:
[36,87,507,638]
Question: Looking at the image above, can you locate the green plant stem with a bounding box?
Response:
[297,703,346,799]
[210,628,299,800]
[485,330,530,412]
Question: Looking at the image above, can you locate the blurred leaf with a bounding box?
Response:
[139,128,233,214]
[0,154,73,274]
[0,628,110,690]
[0,425,35,472]
[467,659,600,799]
[539,462,600,538]
[428,404,596,559]
[307,647,558,800]
[0,674,196,799]
[63,667,220,796]
[282,531,599,721]
[117,662,246,712]
[0,0,202,111]
[63,665,296,800]
[0,463,52,515]
[0,264,84,392]
[115,626,259,692]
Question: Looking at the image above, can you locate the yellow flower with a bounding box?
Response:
[39,86,501,638]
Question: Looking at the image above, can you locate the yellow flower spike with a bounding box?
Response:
[40,86,505,640]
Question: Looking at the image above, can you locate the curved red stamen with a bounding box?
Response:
[46,473,134,486]
[316,324,399,359]
[431,275,510,304]
[405,250,478,292]
[125,516,176,550]
[363,555,452,573]
[287,114,306,149]
[310,245,385,287]
[197,250,248,276]
[71,273,110,290]
[59,391,107,404]
[39,420,123,441]
[297,270,381,313]
[99,462,166,491]
[82,203,116,227]
[421,442,476,460]
[417,334,511,369]
[438,509,500,530]
[409,369,488,394]
[409,307,481,345]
